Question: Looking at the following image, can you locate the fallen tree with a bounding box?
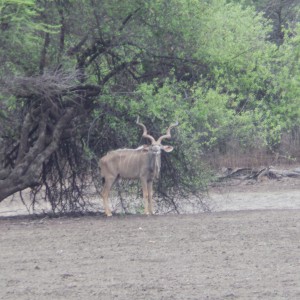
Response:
[217,166,300,182]
[0,71,101,202]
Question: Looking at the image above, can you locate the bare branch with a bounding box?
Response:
[39,32,50,74]
[67,34,89,56]
[119,7,141,32]
[16,112,31,164]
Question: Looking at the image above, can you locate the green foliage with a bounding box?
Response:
[0,0,60,76]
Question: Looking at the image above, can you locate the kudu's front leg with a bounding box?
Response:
[141,178,150,215]
[147,181,154,215]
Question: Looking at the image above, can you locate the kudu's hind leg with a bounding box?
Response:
[101,177,115,217]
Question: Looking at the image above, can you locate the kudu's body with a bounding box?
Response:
[99,118,178,216]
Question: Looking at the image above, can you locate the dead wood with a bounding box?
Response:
[217,166,300,183]
[0,71,101,203]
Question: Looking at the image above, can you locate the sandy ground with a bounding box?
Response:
[209,177,300,212]
[1,177,300,217]
[1,178,300,299]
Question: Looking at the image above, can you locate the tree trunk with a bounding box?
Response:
[0,108,74,202]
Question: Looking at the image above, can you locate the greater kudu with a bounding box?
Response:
[99,118,178,216]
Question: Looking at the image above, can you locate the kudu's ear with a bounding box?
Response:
[142,144,150,152]
[161,145,174,152]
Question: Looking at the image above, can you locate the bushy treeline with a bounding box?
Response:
[0,0,300,211]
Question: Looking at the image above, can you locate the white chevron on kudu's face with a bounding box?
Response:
[99,117,178,216]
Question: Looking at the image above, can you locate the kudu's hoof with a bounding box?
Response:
[144,211,154,216]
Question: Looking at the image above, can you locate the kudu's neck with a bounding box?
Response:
[148,151,161,179]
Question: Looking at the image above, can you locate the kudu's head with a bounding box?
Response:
[136,117,178,155]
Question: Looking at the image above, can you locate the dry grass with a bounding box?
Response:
[206,131,300,170]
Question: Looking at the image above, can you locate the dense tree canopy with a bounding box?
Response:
[1,0,300,212]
